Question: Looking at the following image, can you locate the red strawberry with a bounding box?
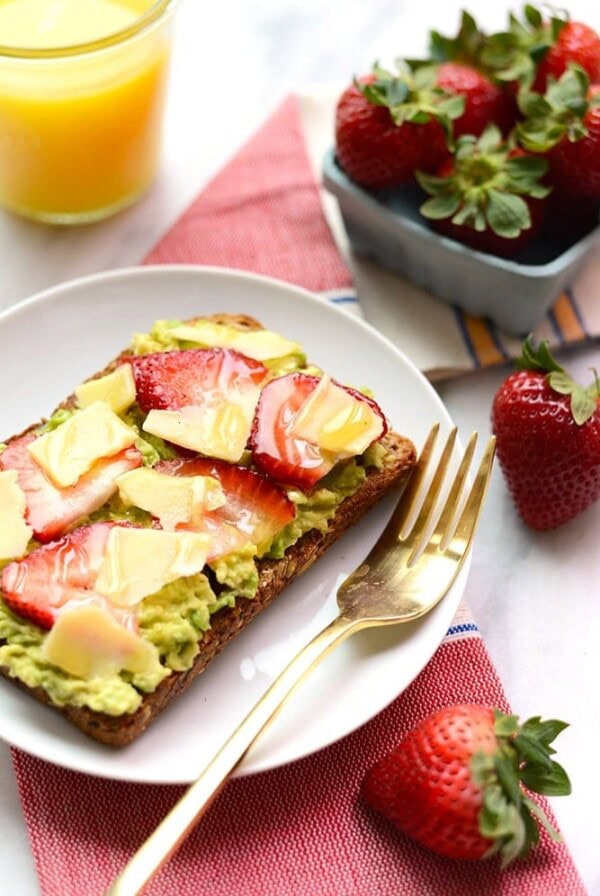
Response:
[335,65,464,189]
[250,373,386,490]
[547,83,600,197]
[156,456,296,550]
[435,62,516,137]
[492,338,600,530]
[475,7,600,93]
[518,69,600,198]
[0,434,142,544]
[417,126,549,258]
[129,348,268,413]
[1,523,124,629]
[361,705,570,864]
[534,20,600,92]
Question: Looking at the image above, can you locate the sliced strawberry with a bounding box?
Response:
[0,523,125,630]
[0,434,142,544]
[156,456,296,552]
[249,373,387,490]
[128,348,268,413]
[250,374,328,490]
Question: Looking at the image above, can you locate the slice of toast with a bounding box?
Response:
[0,315,416,746]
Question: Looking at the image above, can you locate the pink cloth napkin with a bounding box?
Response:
[12,96,586,896]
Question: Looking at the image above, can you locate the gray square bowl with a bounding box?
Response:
[322,148,600,335]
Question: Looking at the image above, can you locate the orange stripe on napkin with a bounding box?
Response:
[551,292,586,342]
[461,313,506,367]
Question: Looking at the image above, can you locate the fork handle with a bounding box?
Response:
[106,613,355,896]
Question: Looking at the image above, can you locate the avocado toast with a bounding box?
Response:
[0,314,416,746]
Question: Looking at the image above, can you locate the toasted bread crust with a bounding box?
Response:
[0,317,416,746]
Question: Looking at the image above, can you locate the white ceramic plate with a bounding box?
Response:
[0,266,468,783]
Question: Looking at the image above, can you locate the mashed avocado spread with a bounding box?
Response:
[0,324,393,716]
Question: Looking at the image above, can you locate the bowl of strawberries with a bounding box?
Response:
[323,5,600,335]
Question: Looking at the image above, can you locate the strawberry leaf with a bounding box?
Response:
[521,717,569,747]
[453,198,478,227]
[504,155,548,182]
[486,190,531,238]
[428,10,485,67]
[523,797,562,841]
[478,123,503,152]
[524,4,543,28]
[519,803,541,855]
[494,754,522,804]
[587,370,600,400]
[499,806,528,867]
[420,194,461,219]
[513,733,553,769]
[414,171,449,193]
[494,710,520,737]
[518,90,551,118]
[412,64,437,91]
[547,373,597,424]
[518,65,591,152]
[515,336,564,373]
[547,370,576,394]
[436,93,466,120]
[520,760,572,796]
[480,785,515,837]
[569,386,597,426]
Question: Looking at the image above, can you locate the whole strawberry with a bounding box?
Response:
[361,705,570,864]
[536,19,600,91]
[481,6,600,92]
[334,64,464,189]
[518,66,600,198]
[435,62,516,136]
[492,338,600,530]
[416,125,549,258]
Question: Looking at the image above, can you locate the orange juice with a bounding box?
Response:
[0,0,176,223]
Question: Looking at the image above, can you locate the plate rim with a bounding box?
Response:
[0,264,466,782]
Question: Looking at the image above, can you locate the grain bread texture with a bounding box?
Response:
[0,315,417,746]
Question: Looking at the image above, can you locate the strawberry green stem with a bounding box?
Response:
[471,710,570,866]
[516,337,598,425]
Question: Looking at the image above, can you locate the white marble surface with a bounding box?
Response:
[1,1,599,894]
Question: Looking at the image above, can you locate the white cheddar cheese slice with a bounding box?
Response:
[41,603,163,680]
[116,468,225,531]
[27,401,138,488]
[291,375,383,456]
[95,527,211,607]
[168,323,303,362]
[143,386,260,463]
[0,470,33,560]
[75,365,136,415]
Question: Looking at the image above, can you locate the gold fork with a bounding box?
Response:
[107,424,495,896]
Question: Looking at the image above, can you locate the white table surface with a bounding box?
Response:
[1,1,599,893]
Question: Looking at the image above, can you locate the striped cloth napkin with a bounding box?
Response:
[12,95,587,895]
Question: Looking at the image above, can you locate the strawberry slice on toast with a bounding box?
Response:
[129,348,269,413]
[0,434,142,543]
[1,522,131,630]
[156,456,296,555]
[250,373,387,490]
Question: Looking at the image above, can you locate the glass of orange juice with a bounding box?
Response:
[0,0,178,224]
